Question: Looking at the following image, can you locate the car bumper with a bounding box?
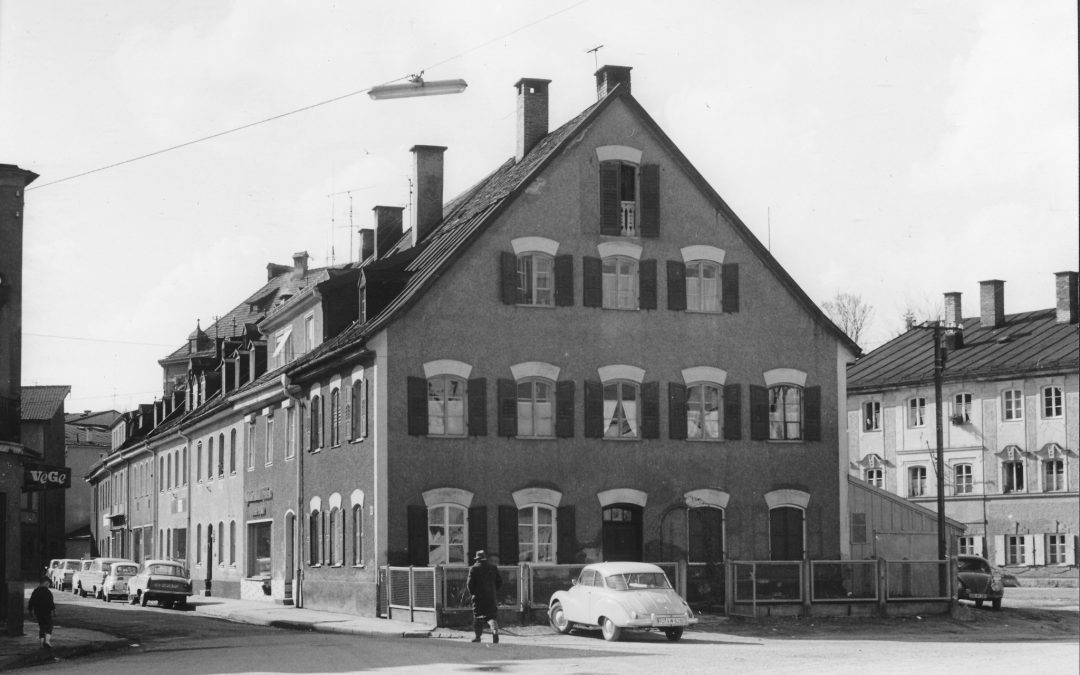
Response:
[622,615,699,629]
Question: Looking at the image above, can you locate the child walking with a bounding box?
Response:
[28,576,56,648]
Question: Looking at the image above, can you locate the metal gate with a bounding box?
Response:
[728,561,757,618]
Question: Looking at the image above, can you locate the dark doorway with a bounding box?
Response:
[769,507,805,561]
[602,504,643,561]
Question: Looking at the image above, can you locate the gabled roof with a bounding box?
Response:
[65,410,121,427]
[847,309,1079,392]
[20,385,70,421]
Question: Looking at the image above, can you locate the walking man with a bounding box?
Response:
[466,550,502,643]
[27,576,56,648]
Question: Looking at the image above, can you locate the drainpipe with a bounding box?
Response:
[178,430,193,575]
[280,374,304,607]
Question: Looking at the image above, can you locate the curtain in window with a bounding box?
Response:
[428,505,466,565]
[603,382,638,438]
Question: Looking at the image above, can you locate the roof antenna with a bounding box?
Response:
[586,45,604,70]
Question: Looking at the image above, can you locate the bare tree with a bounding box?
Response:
[895,295,944,337]
[821,293,874,345]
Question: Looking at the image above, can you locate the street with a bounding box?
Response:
[15,586,1078,674]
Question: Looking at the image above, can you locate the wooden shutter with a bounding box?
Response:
[468,506,487,562]
[803,385,821,441]
[468,378,487,436]
[407,376,428,436]
[498,505,519,565]
[555,380,575,438]
[993,536,1006,566]
[749,384,769,440]
[361,379,369,439]
[639,163,660,238]
[1033,535,1046,566]
[500,251,518,304]
[723,383,742,440]
[721,263,740,313]
[667,260,686,311]
[557,505,576,564]
[639,259,657,310]
[497,378,517,437]
[582,256,603,307]
[407,505,428,566]
[584,380,604,438]
[599,162,620,235]
[554,254,574,306]
[668,382,688,440]
[641,381,660,439]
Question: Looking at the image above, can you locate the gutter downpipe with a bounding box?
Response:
[281,374,304,608]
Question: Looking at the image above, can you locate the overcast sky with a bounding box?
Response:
[2,0,1076,414]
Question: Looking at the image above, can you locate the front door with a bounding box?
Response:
[602,504,643,562]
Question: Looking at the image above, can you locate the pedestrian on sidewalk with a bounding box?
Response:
[27,576,56,648]
[466,550,502,644]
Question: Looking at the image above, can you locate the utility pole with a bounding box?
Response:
[932,323,947,595]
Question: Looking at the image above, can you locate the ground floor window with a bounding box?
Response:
[769,507,804,561]
[602,504,643,562]
[1006,534,1026,565]
[957,536,976,556]
[248,521,272,577]
[352,505,363,566]
[688,507,724,563]
[517,505,555,563]
[1046,534,1068,565]
[428,504,467,565]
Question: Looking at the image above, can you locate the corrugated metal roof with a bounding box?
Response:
[20,385,70,420]
[848,310,1079,392]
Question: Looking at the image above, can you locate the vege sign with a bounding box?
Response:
[23,463,72,492]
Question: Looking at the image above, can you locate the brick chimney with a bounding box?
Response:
[515,78,551,162]
[359,228,375,262]
[943,292,963,327]
[373,206,404,258]
[979,279,1005,328]
[595,65,632,99]
[1055,271,1078,324]
[411,145,446,246]
[292,251,309,277]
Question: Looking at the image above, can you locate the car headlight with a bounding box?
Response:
[629,610,638,620]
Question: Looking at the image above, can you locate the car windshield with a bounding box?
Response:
[63,561,79,570]
[114,565,139,575]
[148,564,187,578]
[958,559,990,573]
[604,572,672,590]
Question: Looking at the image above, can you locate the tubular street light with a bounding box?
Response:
[368,74,468,100]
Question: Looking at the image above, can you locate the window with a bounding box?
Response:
[863,400,881,431]
[685,261,720,313]
[686,383,722,440]
[328,507,339,565]
[518,505,556,563]
[229,429,237,473]
[953,393,972,423]
[310,395,323,449]
[769,507,804,561]
[1006,535,1026,565]
[265,413,274,465]
[217,433,225,477]
[330,389,341,446]
[249,521,271,577]
[1044,460,1065,492]
[352,504,363,566]
[954,463,973,495]
[769,386,803,440]
[602,257,638,309]
[908,466,927,497]
[246,418,255,470]
[305,314,315,353]
[351,380,367,440]
[273,328,295,369]
[516,253,554,306]
[1002,461,1025,493]
[427,504,467,565]
[309,510,322,565]
[1003,389,1023,420]
[603,381,640,439]
[182,447,187,485]
[1046,534,1068,565]
[427,376,466,436]
[957,536,976,556]
[207,436,215,479]
[166,454,173,489]
[196,524,202,564]
[517,379,554,438]
[217,521,224,564]
[688,507,725,563]
[285,406,296,459]
[1043,386,1063,418]
[865,468,883,488]
[908,397,926,428]
[229,521,236,565]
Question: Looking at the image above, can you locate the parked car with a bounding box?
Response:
[69,559,94,596]
[101,562,140,602]
[128,559,192,609]
[50,559,81,590]
[956,555,1004,610]
[549,562,697,642]
[72,557,135,599]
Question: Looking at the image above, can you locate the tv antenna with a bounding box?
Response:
[586,45,604,70]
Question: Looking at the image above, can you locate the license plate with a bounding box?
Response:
[656,616,683,626]
[969,593,987,599]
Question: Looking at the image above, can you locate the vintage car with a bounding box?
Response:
[50,559,81,590]
[956,555,1004,610]
[100,561,140,601]
[128,559,193,608]
[549,562,697,642]
[74,557,136,598]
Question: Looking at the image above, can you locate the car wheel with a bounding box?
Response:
[140,592,149,607]
[162,600,174,609]
[664,627,684,642]
[130,593,138,605]
[79,586,86,598]
[601,617,622,642]
[992,598,1001,611]
[176,599,188,610]
[975,599,983,608]
[549,602,572,635]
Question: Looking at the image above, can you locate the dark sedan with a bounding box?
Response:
[957,555,1004,610]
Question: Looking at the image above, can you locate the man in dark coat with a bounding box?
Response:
[466,550,502,643]
[27,576,56,648]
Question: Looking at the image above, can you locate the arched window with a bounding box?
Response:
[685,260,721,313]
[351,380,367,440]
[603,381,640,439]
[310,395,322,449]
[517,378,554,437]
[427,504,468,565]
[309,510,321,565]
[328,507,338,565]
[769,507,805,561]
[166,454,173,489]
[516,252,554,306]
[688,506,725,562]
[207,436,215,479]
[769,385,803,440]
[427,376,467,436]
[218,433,225,477]
[182,447,188,485]
[196,524,202,564]
[330,389,341,446]
[217,521,224,564]
[602,256,638,309]
[518,504,556,563]
[352,504,363,566]
[229,429,237,474]
[687,383,722,440]
[229,521,236,565]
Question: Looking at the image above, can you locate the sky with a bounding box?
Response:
[1,0,1077,414]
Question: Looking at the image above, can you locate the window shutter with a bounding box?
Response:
[641,381,660,439]
[599,162,620,235]
[803,385,822,442]
[582,256,603,307]
[468,506,487,562]
[973,535,985,558]
[554,254,574,307]
[721,263,740,313]
[498,505,519,565]
[639,163,660,238]
[407,505,428,566]
[1025,534,1039,566]
[639,259,657,310]
[361,379,369,439]
[993,536,1006,566]
[555,380,575,438]
[500,251,518,304]
[407,376,428,436]
[497,378,517,437]
[723,383,742,440]
[749,384,769,440]
[668,382,688,440]
[584,380,604,438]
[1066,536,1078,566]
[666,260,686,311]
[557,505,576,564]
[468,378,487,436]
[1035,535,1048,566]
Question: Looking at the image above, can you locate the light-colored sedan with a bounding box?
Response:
[49,559,81,590]
[128,559,192,608]
[549,562,697,642]
[101,562,140,602]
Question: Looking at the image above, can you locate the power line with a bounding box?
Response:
[24,332,176,348]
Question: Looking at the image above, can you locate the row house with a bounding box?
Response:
[89,66,860,617]
[847,275,1079,572]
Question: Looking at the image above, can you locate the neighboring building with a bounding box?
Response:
[87,66,861,617]
[20,385,70,573]
[848,476,964,560]
[64,410,119,557]
[847,275,1079,576]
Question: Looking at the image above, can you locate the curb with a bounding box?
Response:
[0,639,130,671]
